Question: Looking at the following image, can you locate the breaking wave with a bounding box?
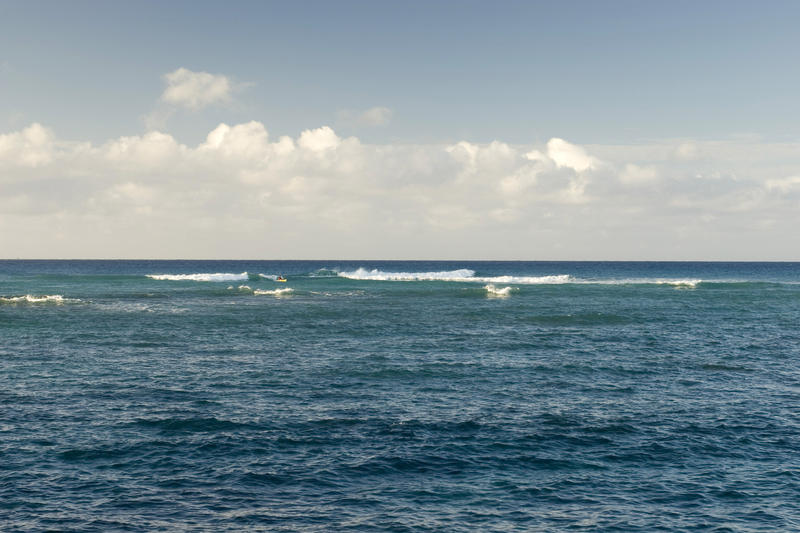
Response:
[484,284,515,297]
[656,279,701,289]
[254,288,294,296]
[147,272,250,282]
[338,268,476,281]
[586,278,703,288]
[336,268,572,285]
[481,274,572,284]
[0,294,75,304]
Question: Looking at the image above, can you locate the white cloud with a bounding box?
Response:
[200,121,272,159]
[547,138,598,173]
[2,122,800,259]
[103,131,184,169]
[620,163,658,185]
[0,123,56,167]
[765,175,800,193]
[298,126,341,151]
[160,68,232,110]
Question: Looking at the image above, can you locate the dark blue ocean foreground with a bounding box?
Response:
[2,261,800,531]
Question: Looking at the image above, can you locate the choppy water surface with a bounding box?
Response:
[2,261,800,531]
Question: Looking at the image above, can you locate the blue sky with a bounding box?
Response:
[4,0,799,144]
[1,1,800,259]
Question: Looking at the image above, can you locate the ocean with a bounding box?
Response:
[2,260,799,531]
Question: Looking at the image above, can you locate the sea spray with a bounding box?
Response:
[484,284,515,297]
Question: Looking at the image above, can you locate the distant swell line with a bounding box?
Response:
[147,272,250,282]
[336,268,572,284]
[337,268,477,281]
[147,272,278,282]
[332,269,776,288]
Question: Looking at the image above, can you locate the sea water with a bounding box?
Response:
[2,261,799,531]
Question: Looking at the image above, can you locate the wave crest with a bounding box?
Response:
[310,269,339,277]
[484,284,515,297]
[338,268,476,281]
[656,279,701,289]
[0,294,74,304]
[587,278,703,288]
[254,288,293,296]
[483,274,571,284]
[147,272,249,282]
[337,268,570,285]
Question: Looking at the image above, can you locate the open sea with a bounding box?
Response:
[2,260,800,532]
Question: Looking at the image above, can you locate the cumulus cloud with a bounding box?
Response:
[2,121,800,259]
[546,138,598,172]
[160,67,233,110]
[298,126,342,151]
[0,123,56,167]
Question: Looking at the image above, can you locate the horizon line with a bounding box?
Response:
[2,258,800,263]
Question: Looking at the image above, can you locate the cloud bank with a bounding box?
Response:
[2,121,800,259]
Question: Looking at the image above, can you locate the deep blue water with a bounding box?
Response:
[2,261,800,531]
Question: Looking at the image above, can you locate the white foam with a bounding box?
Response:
[338,268,476,281]
[484,284,515,297]
[147,272,249,282]
[238,285,252,291]
[582,278,703,288]
[478,274,572,284]
[656,279,703,289]
[656,279,701,289]
[336,268,571,285]
[258,274,278,281]
[254,288,294,296]
[0,294,72,304]
[325,268,709,288]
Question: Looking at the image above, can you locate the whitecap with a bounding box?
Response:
[584,278,702,288]
[147,272,249,282]
[253,288,294,296]
[0,294,73,304]
[338,268,476,281]
[478,274,572,284]
[484,284,515,297]
[336,268,571,285]
[657,279,701,289]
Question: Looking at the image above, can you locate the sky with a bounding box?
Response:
[1,0,800,259]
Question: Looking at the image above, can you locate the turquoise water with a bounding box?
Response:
[2,261,800,531]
